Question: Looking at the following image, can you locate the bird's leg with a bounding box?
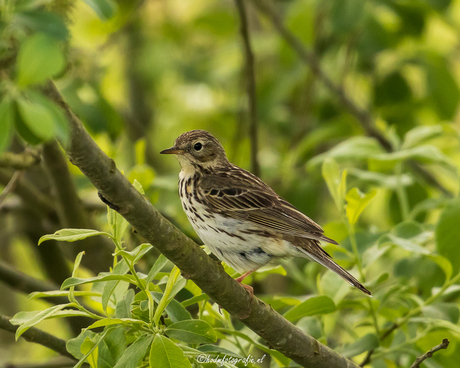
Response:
[218,270,255,317]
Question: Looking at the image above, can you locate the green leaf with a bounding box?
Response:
[11,309,93,323]
[74,331,108,368]
[17,10,69,40]
[67,330,96,359]
[428,255,452,283]
[70,251,85,302]
[345,188,377,226]
[101,327,126,364]
[102,259,129,312]
[113,334,153,368]
[152,292,191,323]
[322,158,347,213]
[165,320,216,344]
[39,229,111,245]
[116,243,153,264]
[436,200,460,273]
[61,274,134,290]
[108,207,129,241]
[423,303,459,324]
[11,303,72,340]
[86,318,147,330]
[28,290,100,300]
[181,294,209,308]
[402,124,448,149]
[153,267,186,326]
[16,95,55,141]
[309,137,384,168]
[381,233,430,255]
[149,335,192,368]
[116,289,135,318]
[283,295,336,322]
[348,168,413,189]
[146,254,169,285]
[0,100,14,153]
[82,0,118,21]
[16,33,65,86]
[369,145,455,171]
[81,337,98,368]
[341,333,379,358]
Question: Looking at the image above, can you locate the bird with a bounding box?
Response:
[160,130,371,298]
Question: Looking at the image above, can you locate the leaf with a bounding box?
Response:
[16,95,55,142]
[61,274,134,290]
[11,303,72,340]
[108,207,129,241]
[382,233,430,255]
[283,295,336,322]
[149,335,192,368]
[70,251,85,302]
[402,125,447,149]
[102,327,126,364]
[322,158,347,212]
[165,320,216,344]
[153,267,186,326]
[102,259,129,312]
[348,168,413,189]
[17,10,69,40]
[369,145,455,171]
[146,254,169,285]
[113,334,153,368]
[308,137,384,168]
[428,255,452,283]
[74,331,108,368]
[16,33,65,86]
[86,318,146,330]
[28,290,100,300]
[39,229,111,245]
[345,188,377,226]
[341,333,379,358]
[0,100,14,153]
[67,330,96,359]
[81,337,98,368]
[116,243,153,264]
[82,0,118,21]
[152,292,191,323]
[436,200,460,273]
[181,294,209,308]
[116,289,135,318]
[423,303,460,324]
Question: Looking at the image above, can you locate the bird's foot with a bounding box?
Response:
[237,282,253,319]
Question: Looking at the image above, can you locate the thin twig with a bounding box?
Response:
[235,0,260,177]
[410,339,449,368]
[0,171,24,208]
[249,0,452,196]
[0,150,41,170]
[0,315,76,360]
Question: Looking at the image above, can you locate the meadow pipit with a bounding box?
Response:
[161,130,371,297]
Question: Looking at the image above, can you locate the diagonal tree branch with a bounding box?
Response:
[0,314,76,360]
[410,338,449,368]
[249,0,452,196]
[235,0,260,177]
[42,80,360,368]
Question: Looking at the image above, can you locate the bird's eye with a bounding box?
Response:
[194,143,203,151]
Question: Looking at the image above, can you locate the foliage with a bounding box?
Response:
[1,0,460,367]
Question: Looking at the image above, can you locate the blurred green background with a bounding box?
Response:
[1,0,460,367]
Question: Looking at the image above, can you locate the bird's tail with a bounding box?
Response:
[298,242,371,296]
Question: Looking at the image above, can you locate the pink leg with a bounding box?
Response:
[235,270,254,283]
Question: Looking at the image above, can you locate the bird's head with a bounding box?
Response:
[160,130,229,171]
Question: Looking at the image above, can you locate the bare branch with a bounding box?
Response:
[0,171,24,208]
[235,0,260,177]
[42,80,361,368]
[410,339,449,368]
[0,314,76,360]
[0,149,41,170]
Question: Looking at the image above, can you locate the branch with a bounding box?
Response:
[0,149,41,170]
[410,339,449,368]
[235,0,260,177]
[43,80,361,368]
[0,171,24,208]
[42,140,113,273]
[249,0,452,196]
[0,314,75,360]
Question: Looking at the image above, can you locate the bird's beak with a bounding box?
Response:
[160,146,184,155]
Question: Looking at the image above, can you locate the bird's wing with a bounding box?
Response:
[199,168,338,245]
